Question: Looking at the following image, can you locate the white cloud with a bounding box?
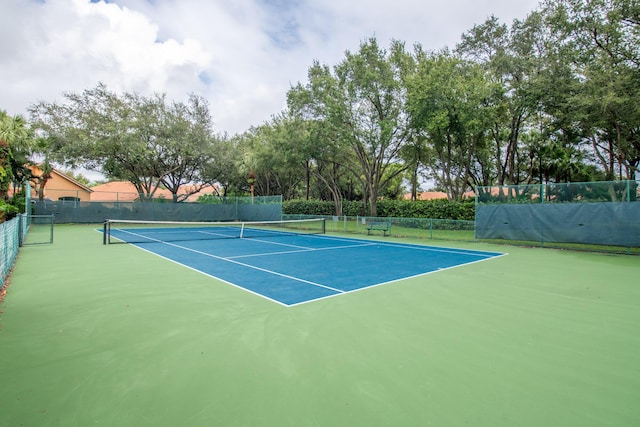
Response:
[1,0,211,113]
[0,0,540,135]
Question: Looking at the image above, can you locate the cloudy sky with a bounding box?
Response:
[1,0,540,136]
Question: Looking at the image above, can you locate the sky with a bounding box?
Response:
[1,0,540,136]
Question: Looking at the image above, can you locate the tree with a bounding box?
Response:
[0,111,34,220]
[29,83,219,201]
[542,0,640,179]
[406,50,495,199]
[237,116,308,200]
[391,47,434,201]
[289,37,411,216]
[155,95,220,202]
[399,133,431,200]
[456,14,544,187]
[195,133,243,198]
[288,65,359,215]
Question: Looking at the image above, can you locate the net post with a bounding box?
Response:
[49,214,54,244]
[103,220,109,245]
[18,213,24,247]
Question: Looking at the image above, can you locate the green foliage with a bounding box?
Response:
[0,141,11,195]
[288,38,412,216]
[377,199,475,220]
[406,50,496,198]
[29,84,221,202]
[0,111,34,221]
[0,200,19,220]
[283,198,475,220]
[9,190,27,214]
[478,181,638,204]
[283,199,366,216]
[196,194,223,204]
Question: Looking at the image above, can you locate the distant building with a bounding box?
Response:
[28,165,93,201]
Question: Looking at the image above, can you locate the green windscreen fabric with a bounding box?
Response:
[1,216,20,286]
[476,202,640,247]
[33,196,283,223]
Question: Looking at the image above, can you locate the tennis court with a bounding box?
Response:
[104,219,505,306]
[1,224,639,426]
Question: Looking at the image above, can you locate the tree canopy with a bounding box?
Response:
[29,84,222,201]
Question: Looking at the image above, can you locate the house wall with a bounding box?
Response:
[29,167,92,201]
[41,183,92,201]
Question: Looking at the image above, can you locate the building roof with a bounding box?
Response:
[90,181,139,201]
[403,191,448,200]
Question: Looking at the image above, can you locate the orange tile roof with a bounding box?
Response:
[90,181,139,201]
[403,190,477,200]
[403,191,448,200]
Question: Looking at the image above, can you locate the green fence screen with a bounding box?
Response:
[475,181,640,250]
[32,196,283,223]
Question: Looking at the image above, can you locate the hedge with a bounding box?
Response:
[282,199,475,221]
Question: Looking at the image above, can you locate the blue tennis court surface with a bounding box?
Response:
[109,227,505,306]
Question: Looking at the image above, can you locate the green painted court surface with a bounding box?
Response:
[1,225,639,426]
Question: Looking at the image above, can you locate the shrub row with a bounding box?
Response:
[282,199,475,221]
[282,200,365,217]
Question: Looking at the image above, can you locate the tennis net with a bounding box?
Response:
[103,218,326,244]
